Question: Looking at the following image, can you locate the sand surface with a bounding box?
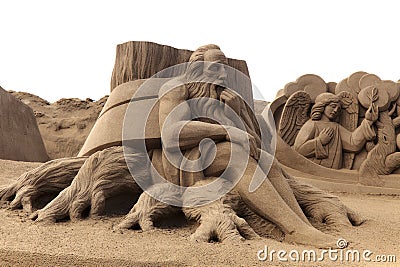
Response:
[0,159,398,266]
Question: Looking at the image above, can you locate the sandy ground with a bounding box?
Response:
[0,159,399,266]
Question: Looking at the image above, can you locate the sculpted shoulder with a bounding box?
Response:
[159,77,188,101]
[302,119,315,128]
[294,119,317,148]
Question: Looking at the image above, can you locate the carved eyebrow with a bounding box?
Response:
[207,63,220,71]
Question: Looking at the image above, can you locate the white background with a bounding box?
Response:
[1,0,400,102]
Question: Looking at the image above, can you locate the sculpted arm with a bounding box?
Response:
[159,84,227,151]
[293,121,318,158]
[340,119,376,152]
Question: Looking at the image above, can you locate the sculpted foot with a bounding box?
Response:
[284,227,338,248]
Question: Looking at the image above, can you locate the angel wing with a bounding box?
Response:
[337,91,359,169]
[279,91,311,146]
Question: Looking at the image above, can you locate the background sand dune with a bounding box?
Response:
[9,91,108,159]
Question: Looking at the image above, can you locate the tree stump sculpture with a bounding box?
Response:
[0,41,364,248]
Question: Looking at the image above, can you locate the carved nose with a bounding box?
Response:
[219,72,227,81]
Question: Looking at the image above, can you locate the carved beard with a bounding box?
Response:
[187,82,221,99]
[187,82,231,125]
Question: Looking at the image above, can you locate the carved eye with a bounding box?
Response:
[208,64,219,72]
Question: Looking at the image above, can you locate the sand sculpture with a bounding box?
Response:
[0,42,366,248]
[0,87,49,162]
[274,73,400,192]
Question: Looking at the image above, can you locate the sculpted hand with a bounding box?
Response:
[225,126,259,160]
[318,127,334,145]
[365,102,379,122]
[220,89,242,116]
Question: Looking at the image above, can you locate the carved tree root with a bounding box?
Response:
[223,190,285,241]
[116,183,181,231]
[183,200,260,242]
[182,179,261,243]
[0,157,87,212]
[30,146,142,222]
[117,180,283,243]
[285,170,365,231]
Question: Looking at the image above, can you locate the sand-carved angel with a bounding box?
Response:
[279,91,378,169]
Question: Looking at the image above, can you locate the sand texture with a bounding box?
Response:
[0,159,398,266]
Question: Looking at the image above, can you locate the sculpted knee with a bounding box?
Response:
[215,141,248,158]
[222,141,249,164]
